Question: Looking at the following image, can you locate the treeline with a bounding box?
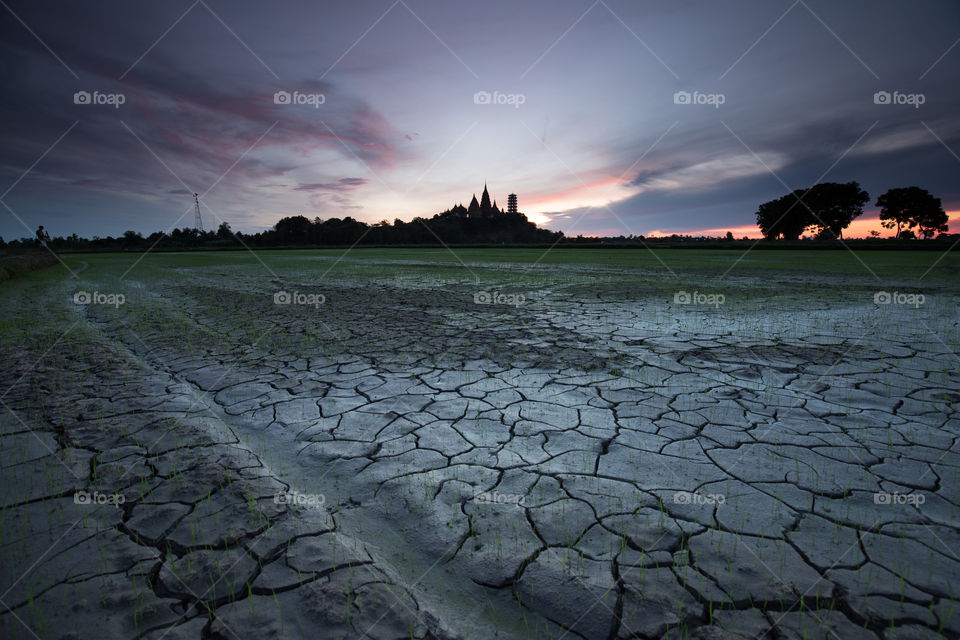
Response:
[0,208,561,251]
[1,184,953,252]
[756,183,949,240]
[266,209,560,245]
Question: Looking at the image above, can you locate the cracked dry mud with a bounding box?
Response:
[1,255,959,639]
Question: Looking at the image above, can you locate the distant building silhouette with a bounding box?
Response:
[462,183,508,218]
[480,183,492,214]
[446,184,518,219]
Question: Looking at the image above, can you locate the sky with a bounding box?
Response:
[1,0,959,240]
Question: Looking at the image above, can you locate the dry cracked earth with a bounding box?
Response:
[1,256,959,640]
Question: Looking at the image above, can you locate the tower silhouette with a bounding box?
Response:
[507,193,518,214]
[193,193,204,231]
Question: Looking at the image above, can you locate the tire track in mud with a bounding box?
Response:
[85,311,552,640]
[0,303,463,639]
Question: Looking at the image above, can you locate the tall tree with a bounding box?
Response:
[798,182,869,239]
[274,215,312,243]
[876,187,948,239]
[755,192,812,240]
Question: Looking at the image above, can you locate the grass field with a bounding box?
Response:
[1,247,958,639]
[45,244,960,273]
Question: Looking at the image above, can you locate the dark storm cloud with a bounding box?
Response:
[1,48,399,190]
[0,0,406,236]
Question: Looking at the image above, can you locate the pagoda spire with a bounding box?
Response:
[468,194,480,217]
[480,182,492,215]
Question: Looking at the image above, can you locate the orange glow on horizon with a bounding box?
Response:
[523,177,637,219]
[648,210,959,239]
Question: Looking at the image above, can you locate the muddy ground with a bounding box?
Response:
[1,251,958,639]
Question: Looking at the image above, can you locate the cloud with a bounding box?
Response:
[293,178,368,192]
[3,0,960,240]
[851,121,960,158]
[0,30,402,207]
[632,153,789,194]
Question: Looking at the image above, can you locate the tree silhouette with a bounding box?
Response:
[877,187,948,239]
[757,182,868,240]
[122,230,143,246]
[274,215,313,242]
[800,182,869,239]
[756,192,811,240]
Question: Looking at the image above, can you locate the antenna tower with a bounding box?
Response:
[193,193,204,231]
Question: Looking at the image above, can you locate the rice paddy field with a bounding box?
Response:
[1,246,958,639]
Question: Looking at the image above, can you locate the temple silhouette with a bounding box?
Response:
[446,184,519,218]
[414,183,555,242]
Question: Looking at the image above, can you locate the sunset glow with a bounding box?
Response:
[1,1,957,240]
